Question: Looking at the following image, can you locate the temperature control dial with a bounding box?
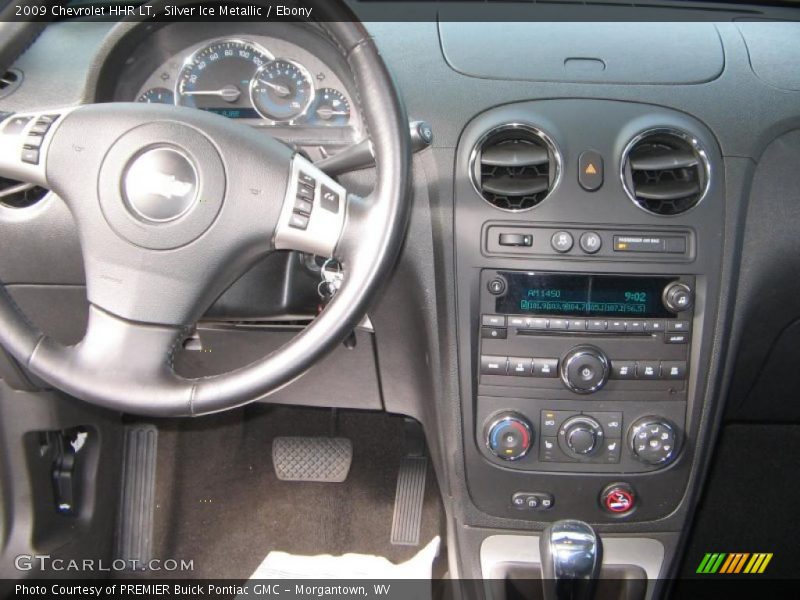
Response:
[662,282,694,313]
[560,345,610,394]
[629,417,679,466]
[485,412,534,461]
[558,416,604,459]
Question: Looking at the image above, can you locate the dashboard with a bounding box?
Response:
[1,2,800,592]
[105,23,363,158]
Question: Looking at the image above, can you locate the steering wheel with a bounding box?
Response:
[0,14,411,416]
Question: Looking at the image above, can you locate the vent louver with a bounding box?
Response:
[471,125,560,211]
[621,129,709,216]
[0,176,48,209]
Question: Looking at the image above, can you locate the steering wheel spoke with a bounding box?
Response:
[273,154,349,258]
[0,108,75,189]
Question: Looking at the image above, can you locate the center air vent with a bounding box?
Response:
[471,124,560,211]
[621,129,709,216]
[0,177,48,209]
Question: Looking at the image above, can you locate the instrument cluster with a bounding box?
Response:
[133,36,359,134]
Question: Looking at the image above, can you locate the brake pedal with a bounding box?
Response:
[272,436,352,482]
[115,424,158,567]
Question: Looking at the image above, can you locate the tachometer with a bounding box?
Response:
[307,88,351,126]
[250,59,314,123]
[137,87,174,104]
[176,39,272,119]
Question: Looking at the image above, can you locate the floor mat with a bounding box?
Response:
[251,536,440,579]
[148,406,444,579]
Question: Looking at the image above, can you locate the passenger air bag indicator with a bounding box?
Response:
[613,234,687,254]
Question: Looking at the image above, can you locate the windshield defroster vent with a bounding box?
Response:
[471,124,560,211]
[621,129,710,216]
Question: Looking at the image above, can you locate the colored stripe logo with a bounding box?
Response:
[696,553,773,574]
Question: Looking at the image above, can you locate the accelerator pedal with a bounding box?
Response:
[272,436,352,482]
[391,419,428,546]
[115,424,158,567]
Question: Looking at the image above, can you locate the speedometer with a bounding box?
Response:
[176,39,272,119]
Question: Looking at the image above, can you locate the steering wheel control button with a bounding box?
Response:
[578,150,604,191]
[532,358,559,378]
[289,212,310,230]
[488,277,507,295]
[485,412,534,461]
[560,345,609,393]
[123,147,199,223]
[498,232,533,247]
[558,416,604,459]
[294,198,313,215]
[551,231,574,253]
[662,281,694,312]
[512,492,554,511]
[480,355,508,376]
[601,483,636,515]
[629,417,679,466]
[20,147,40,165]
[579,231,602,254]
[320,184,340,213]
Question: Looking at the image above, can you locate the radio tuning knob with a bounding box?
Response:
[662,282,694,313]
[485,412,534,461]
[560,345,610,394]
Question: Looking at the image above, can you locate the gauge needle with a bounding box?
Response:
[258,80,291,97]
[316,108,349,118]
[182,84,241,103]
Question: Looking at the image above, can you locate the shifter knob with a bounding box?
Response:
[540,520,602,600]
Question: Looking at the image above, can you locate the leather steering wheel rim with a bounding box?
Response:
[0,9,411,416]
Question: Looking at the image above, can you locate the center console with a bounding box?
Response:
[454,99,725,533]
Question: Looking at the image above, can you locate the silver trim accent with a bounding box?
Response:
[249,58,316,124]
[468,123,562,213]
[484,413,534,461]
[559,345,610,394]
[174,38,275,108]
[628,417,679,466]
[619,127,711,217]
[480,534,664,583]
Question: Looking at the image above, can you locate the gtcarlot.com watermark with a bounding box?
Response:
[15,554,194,572]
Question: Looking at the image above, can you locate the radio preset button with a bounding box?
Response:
[568,319,587,330]
[645,320,665,332]
[508,357,534,376]
[533,358,559,378]
[529,318,549,330]
[608,320,626,332]
[480,355,508,375]
[549,318,568,330]
[587,320,608,331]
[508,316,527,327]
[626,320,645,333]
[551,231,574,253]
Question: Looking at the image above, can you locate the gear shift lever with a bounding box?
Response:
[540,520,602,600]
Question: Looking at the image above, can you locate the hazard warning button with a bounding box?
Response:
[579,150,604,191]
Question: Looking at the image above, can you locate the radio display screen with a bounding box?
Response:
[494,272,677,318]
